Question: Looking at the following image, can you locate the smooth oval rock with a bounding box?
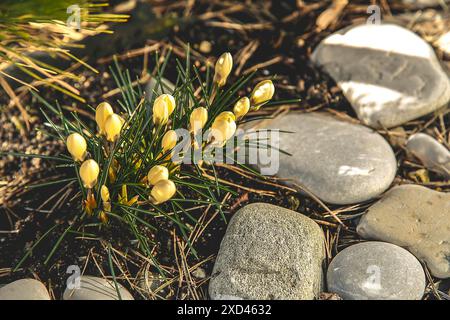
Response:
[63,275,134,300]
[0,279,50,300]
[357,185,450,278]
[406,133,450,178]
[327,242,425,300]
[209,203,325,300]
[312,24,450,128]
[253,113,397,205]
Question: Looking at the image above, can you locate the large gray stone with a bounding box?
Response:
[357,185,450,278]
[0,279,50,300]
[311,24,450,128]
[327,242,425,300]
[406,133,450,178]
[254,113,397,205]
[209,203,325,300]
[63,275,134,300]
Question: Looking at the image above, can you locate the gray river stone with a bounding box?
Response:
[311,23,450,128]
[357,185,450,278]
[253,112,397,205]
[327,242,425,300]
[209,203,325,300]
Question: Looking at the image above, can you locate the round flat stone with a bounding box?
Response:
[0,279,50,300]
[327,242,426,300]
[357,185,450,278]
[406,133,450,178]
[255,113,397,205]
[312,24,450,128]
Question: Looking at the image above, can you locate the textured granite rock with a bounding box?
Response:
[209,203,325,300]
[253,113,397,204]
[137,272,170,299]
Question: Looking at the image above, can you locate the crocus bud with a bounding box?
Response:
[153,94,175,125]
[213,52,233,87]
[95,102,114,135]
[161,130,177,153]
[211,118,236,144]
[84,192,97,216]
[101,185,110,203]
[190,107,208,132]
[233,97,250,120]
[215,111,236,122]
[147,165,169,186]
[250,80,275,110]
[67,133,87,162]
[150,179,176,205]
[80,159,100,189]
[104,114,124,142]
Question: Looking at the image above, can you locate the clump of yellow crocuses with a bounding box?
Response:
[60,51,276,224]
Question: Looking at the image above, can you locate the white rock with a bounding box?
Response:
[406,133,450,177]
[0,279,50,300]
[312,24,450,128]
